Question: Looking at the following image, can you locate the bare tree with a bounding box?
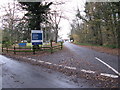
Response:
[47,0,68,43]
[1,1,26,45]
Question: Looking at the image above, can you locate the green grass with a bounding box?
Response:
[74,41,119,49]
[18,43,43,48]
[0,44,2,47]
[26,43,49,47]
[15,50,33,52]
[74,42,100,47]
[16,42,61,48]
[43,43,50,46]
[103,45,118,49]
[26,43,32,47]
[7,50,33,52]
[3,42,62,54]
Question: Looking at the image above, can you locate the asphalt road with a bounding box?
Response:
[0,42,119,88]
[64,42,119,76]
[25,42,119,77]
[1,55,94,88]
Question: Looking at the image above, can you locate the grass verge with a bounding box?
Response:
[74,42,119,49]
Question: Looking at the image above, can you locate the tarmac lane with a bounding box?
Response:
[64,42,119,76]
[1,55,95,88]
[1,42,119,88]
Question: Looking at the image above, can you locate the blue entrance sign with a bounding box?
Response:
[31,30,43,45]
[18,43,26,47]
[32,33,42,40]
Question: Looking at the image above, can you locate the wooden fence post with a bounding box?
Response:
[60,42,63,50]
[6,47,8,53]
[2,47,3,52]
[14,46,16,54]
[50,40,53,54]
[33,46,35,54]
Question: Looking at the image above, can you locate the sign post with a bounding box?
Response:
[31,30,43,45]
[31,30,43,54]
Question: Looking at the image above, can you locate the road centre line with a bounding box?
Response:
[58,65,63,67]
[31,59,37,62]
[38,60,44,63]
[64,66,76,70]
[27,58,32,60]
[95,57,120,76]
[45,62,52,65]
[22,57,119,78]
[100,73,118,78]
[53,64,57,66]
[81,69,95,74]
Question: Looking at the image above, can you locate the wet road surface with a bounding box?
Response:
[29,42,119,76]
[64,42,119,75]
[1,42,119,88]
[1,55,94,88]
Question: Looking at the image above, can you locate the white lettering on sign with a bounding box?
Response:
[33,34,39,39]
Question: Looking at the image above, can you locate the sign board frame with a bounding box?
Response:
[31,30,43,45]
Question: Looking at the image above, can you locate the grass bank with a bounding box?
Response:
[73,42,119,49]
[72,41,119,56]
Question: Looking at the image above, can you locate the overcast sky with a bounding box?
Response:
[53,0,86,39]
[0,0,86,39]
[44,0,86,39]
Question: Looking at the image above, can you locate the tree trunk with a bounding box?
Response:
[55,24,58,43]
[98,23,103,46]
[55,29,58,43]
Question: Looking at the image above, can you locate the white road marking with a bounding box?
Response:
[95,57,120,76]
[38,60,44,63]
[31,59,37,62]
[53,64,57,66]
[81,69,95,74]
[58,65,63,67]
[27,58,32,60]
[64,66,76,70]
[45,62,52,65]
[100,73,118,78]
[22,56,119,78]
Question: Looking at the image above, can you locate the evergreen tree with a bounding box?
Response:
[70,2,120,48]
[19,2,52,30]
